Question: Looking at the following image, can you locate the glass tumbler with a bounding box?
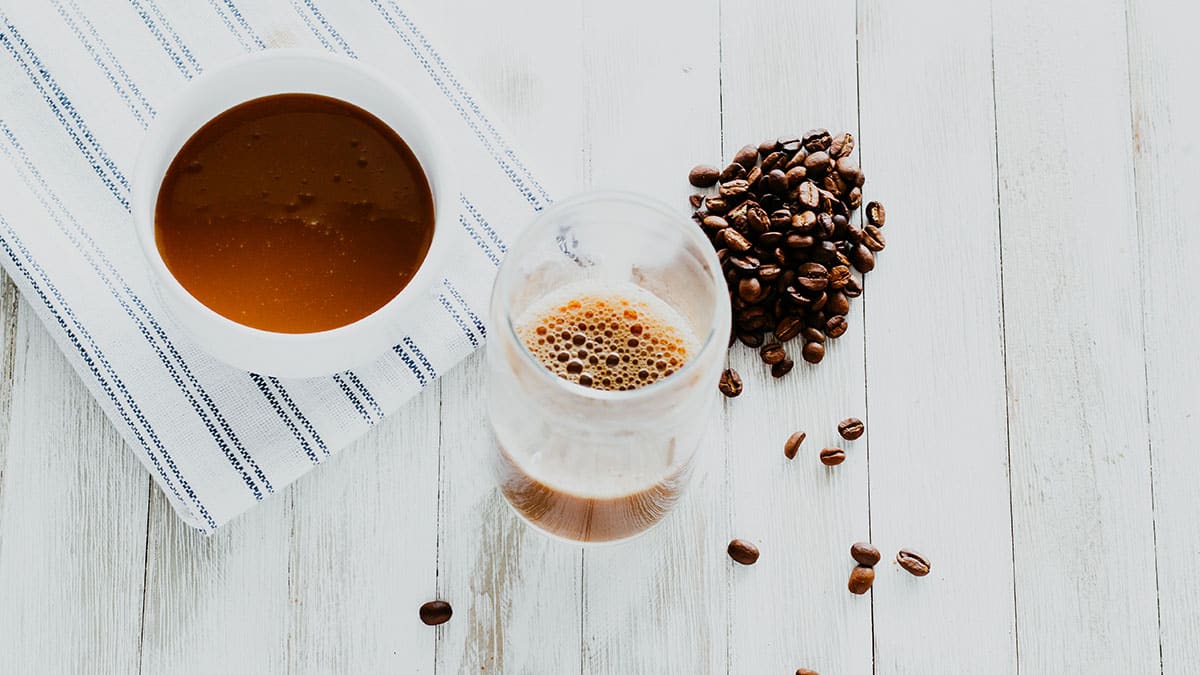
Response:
[486,191,730,544]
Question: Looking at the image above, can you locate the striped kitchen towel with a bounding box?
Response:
[0,0,552,532]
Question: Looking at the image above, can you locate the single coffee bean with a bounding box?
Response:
[826,315,848,338]
[758,138,780,157]
[737,331,764,348]
[802,326,826,344]
[785,232,815,250]
[802,128,832,152]
[771,358,794,378]
[718,368,743,397]
[758,230,783,248]
[792,210,817,233]
[757,264,782,283]
[820,447,846,466]
[760,342,787,365]
[727,538,760,565]
[785,147,809,170]
[851,244,876,273]
[419,600,453,626]
[783,431,806,459]
[720,162,747,183]
[822,171,847,195]
[746,205,769,234]
[689,194,704,209]
[766,169,789,194]
[897,549,931,577]
[777,135,802,154]
[773,315,803,342]
[827,265,852,290]
[843,276,863,298]
[770,208,794,230]
[825,291,850,316]
[847,186,863,209]
[761,150,788,173]
[804,150,832,176]
[850,542,881,567]
[723,228,752,253]
[704,196,729,214]
[797,181,821,209]
[719,179,751,199]
[796,669,820,675]
[738,277,768,303]
[866,200,886,227]
[701,215,728,233]
[838,417,865,441]
[847,565,875,594]
[746,165,763,188]
[785,166,808,189]
[729,256,761,276]
[816,212,836,238]
[689,164,720,188]
[861,225,886,251]
[802,341,825,364]
[829,131,855,158]
[733,144,758,168]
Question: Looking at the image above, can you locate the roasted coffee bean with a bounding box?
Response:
[822,171,847,195]
[758,138,780,157]
[770,208,794,230]
[727,538,760,565]
[746,205,769,234]
[862,225,886,251]
[689,164,720,187]
[737,331,764,348]
[797,181,821,209]
[802,128,832,152]
[689,194,704,209]
[419,601,453,626]
[810,291,828,312]
[760,342,787,365]
[820,446,846,466]
[851,542,881,566]
[792,210,817,233]
[785,147,809,170]
[848,565,875,594]
[720,162,747,182]
[866,200,886,227]
[704,196,729,214]
[843,276,863,298]
[838,417,865,441]
[718,368,743,397]
[746,165,763,189]
[774,315,803,341]
[733,144,759,168]
[701,215,728,233]
[796,262,829,292]
[757,264,782,283]
[758,231,783,247]
[785,166,808,189]
[826,315,848,338]
[804,150,832,176]
[785,232,815,249]
[796,669,820,675]
[835,154,860,177]
[847,186,863,209]
[816,212,836,238]
[897,549,931,577]
[766,169,789,194]
[828,265,852,290]
[729,256,761,276]
[844,223,863,244]
[851,244,876,273]
[778,135,802,154]
[719,179,751,200]
[802,326,826,344]
[802,341,825,364]
[771,358,794,378]
[723,228,752,252]
[825,291,850,316]
[830,131,855,158]
[784,431,806,459]
[738,277,769,303]
[761,150,788,173]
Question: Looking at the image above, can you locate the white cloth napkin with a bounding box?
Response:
[0,0,550,531]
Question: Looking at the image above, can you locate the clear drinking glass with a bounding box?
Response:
[487,191,730,544]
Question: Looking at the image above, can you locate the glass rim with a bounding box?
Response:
[492,189,730,403]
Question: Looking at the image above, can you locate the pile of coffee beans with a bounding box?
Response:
[688,130,887,375]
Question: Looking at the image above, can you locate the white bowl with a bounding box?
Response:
[133,49,453,379]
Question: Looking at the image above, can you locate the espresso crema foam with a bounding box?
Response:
[516,283,699,391]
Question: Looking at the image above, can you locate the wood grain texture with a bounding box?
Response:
[720,2,871,673]
[0,296,148,674]
[1126,0,1200,670]
[576,1,727,673]
[857,1,1017,672]
[993,0,1160,670]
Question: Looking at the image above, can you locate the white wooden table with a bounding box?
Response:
[1,0,1197,672]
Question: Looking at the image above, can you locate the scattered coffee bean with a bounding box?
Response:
[419,600,453,626]
[897,549,931,577]
[689,164,720,188]
[796,669,820,675]
[850,542,881,567]
[838,417,865,441]
[784,431,806,460]
[727,539,760,565]
[847,565,875,594]
[718,368,743,398]
[687,132,887,377]
[819,447,846,466]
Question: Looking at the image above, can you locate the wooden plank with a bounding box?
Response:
[992,1,1160,671]
[286,384,442,674]
[719,2,871,673]
[1126,1,1200,670]
[857,1,1017,671]
[574,0,726,673]
[0,293,149,673]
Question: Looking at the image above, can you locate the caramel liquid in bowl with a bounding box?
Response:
[498,283,701,542]
[154,93,435,334]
